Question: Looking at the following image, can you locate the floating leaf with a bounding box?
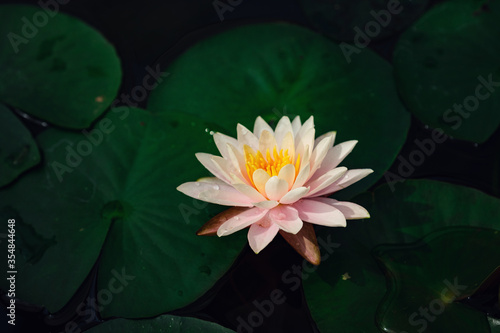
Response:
[0,108,245,318]
[304,179,500,332]
[148,22,410,199]
[85,314,235,333]
[375,227,500,333]
[0,4,122,128]
[298,0,428,42]
[394,0,500,142]
[0,104,40,186]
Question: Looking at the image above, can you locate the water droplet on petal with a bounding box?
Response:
[234,216,240,221]
[195,183,200,187]
[213,185,220,190]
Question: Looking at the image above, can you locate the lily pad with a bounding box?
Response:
[0,107,245,318]
[0,4,122,129]
[375,227,500,333]
[298,0,428,42]
[148,22,410,199]
[85,314,235,333]
[304,179,500,332]
[0,104,40,186]
[394,0,500,143]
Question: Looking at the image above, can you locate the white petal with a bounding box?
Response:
[291,116,302,136]
[295,116,314,144]
[213,133,239,160]
[306,167,347,197]
[259,130,277,155]
[296,128,315,166]
[226,143,251,184]
[237,123,259,150]
[269,205,303,234]
[233,183,268,202]
[314,131,336,148]
[279,186,310,204]
[265,176,289,201]
[292,162,310,189]
[254,116,273,138]
[253,169,271,196]
[247,223,280,253]
[217,207,268,236]
[278,164,295,189]
[195,153,231,183]
[312,169,374,197]
[274,116,293,147]
[308,132,336,180]
[332,201,370,219]
[254,200,279,209]
[280,131,295,160]
[292,198,346,227]
[313,140,358,180]
[177,182,253,207]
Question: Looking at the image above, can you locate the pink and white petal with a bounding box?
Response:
[237,123,259,150]
[254,200,279,209]
[211,155,246,184]
[278,164,295,189]
[269,205,303,234]
[308,132,336,179]
[265,176,289,201]
[296,128,315,165]
[306,197,369,219]
[295,116,314,144]
[177,182,253,207]
[213,133,239,160]
[292,199,346,227]
[195,153,232,183]
[274,116,293,146]
[314,131,336,148]
[312,168,374,197]
[291,116,302,136]
[254,116,274,138]
[226,143,251,184]
[196,177,224,184]
[291,162,310,189]
[247,223,280,253]
[314,140,358,178]
[218,207,269,236]
[280,131,295,160]
[305,167,347,197]
[233,183,268,202]
[279,186,309,204]
[259,130,277,155]
[253,169,271,196]
[332,201,370,219]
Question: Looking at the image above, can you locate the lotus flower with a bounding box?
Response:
[177,116,372,264]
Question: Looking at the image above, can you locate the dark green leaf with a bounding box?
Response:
[0,4,122,128]
[0,104,40,186]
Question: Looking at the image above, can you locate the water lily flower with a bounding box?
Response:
[177,116,372,265]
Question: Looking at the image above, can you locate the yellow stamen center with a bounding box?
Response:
[244,145,301,181]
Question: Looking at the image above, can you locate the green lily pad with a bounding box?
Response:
[298,0,428,42]
[0,107,245,317]
[394,0,500,143]
[85,314,234,333]
[0,104,40,186]
[375,227,500,333]
[0,4,122,129]
[147,22,410,200]
[304,179,500,332]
